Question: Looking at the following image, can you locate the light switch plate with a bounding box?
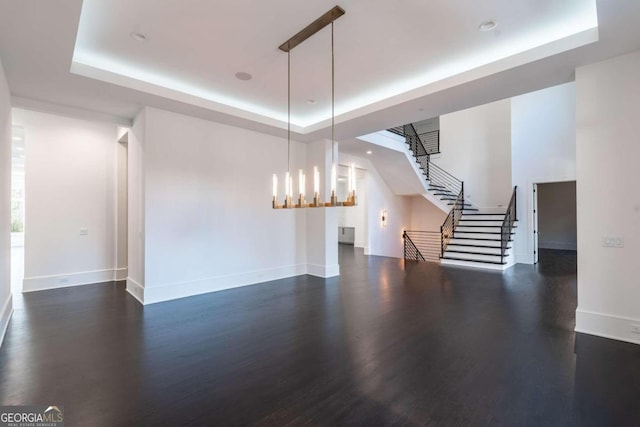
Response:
[80,228,88,236]
[602,237,624,248]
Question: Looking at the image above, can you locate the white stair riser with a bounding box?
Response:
[452,232,507,240]
[458,220,504,227]
[441,258,510,271]
[446,246,504,255]
[461,215,504,221]
[443,252,507,262]
[449,238,503,247]
[457,226,502,233]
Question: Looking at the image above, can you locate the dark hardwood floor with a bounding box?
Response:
[1,247,638,426]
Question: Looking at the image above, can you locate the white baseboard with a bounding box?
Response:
[539,242,577,251]
[23,268,126,292]
[143,264,308,305]
[575,309,640,345]
[0,293,14,349]
[307,263,340,278]
[115,267,128,281]
[126,277,145,304]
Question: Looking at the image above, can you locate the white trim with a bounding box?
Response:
[538,241,577,251]
[440,258,514,271]
[11,96,133,127]
[575,309,640,345]
[23,268,124,292]
[0,293,14,349]
[114,267,128,281]
[142,264,308,305]
[126,277,145,305]
[519,176,578,265]
[307,263,340,278]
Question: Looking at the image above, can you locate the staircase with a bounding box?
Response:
[396,123,518,270]
[440,211,515,269]
[394,124,478,211]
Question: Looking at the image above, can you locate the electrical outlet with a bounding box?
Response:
[631,324,640,334]
[602,237,624,248]
[80,228,89,236]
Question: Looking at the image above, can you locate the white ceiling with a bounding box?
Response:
[0,0,639,141]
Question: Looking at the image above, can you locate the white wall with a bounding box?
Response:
[368,166,411,258]
[0,58,12,347]
[338,168,367,248]
[410,196,447,232]
[575,50,640,345]
[537,181,577,251]
[13,109,120,291]
[116,137,127,274]
[139,107,309,304]
[305,139,338,278]
[511,82,577,264]
[126,110,145,301]
[340,153,411,259]
[438,99,512,208]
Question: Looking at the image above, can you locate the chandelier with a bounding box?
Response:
[272,6,356,209]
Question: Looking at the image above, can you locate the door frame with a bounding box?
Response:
[531,178,577,264]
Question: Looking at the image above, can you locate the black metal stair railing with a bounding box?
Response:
[402,231,426,262]
[394,121,467,262]
[399,124,462,199]
[388,124,440,155]
[440,189,464,257]
[500,186,517,264]
[415,156,463,197]
[403,231,441,262]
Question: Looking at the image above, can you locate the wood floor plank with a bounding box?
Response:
[0,248,638,426]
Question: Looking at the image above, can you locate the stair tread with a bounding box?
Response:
[455,231,514,235]
[441,256,507,265]
[445,250,506,256]
[457,225,518,228]
[461,212,506,215]
[451,237,513,242]
[448,243,511,249]
[459,218,519,223]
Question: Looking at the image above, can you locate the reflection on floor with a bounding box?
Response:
[0,246,638,425]
[537,248,577,275]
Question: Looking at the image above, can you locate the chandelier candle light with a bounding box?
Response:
[271,5,355,210]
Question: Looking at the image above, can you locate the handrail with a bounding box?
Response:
[500,186,518,264]
[388,125,440,155]
[440,189,464,256]
[403,230,441,262]
[402,231,426,262]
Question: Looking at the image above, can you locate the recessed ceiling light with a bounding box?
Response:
[130,32,147,42]
[235,72,252,81]
[307,99,316,105]
[479,20,497,32]
[12,136,21,141]
[16,147,24,151]
[366,150,372,155]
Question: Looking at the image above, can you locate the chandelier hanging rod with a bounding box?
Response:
[278,6,345,52]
